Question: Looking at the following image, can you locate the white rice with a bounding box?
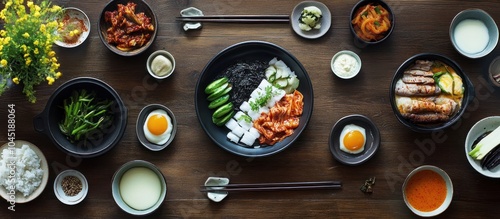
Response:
[0,144,44,197]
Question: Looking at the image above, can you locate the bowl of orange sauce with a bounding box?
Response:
[402,165,453,217]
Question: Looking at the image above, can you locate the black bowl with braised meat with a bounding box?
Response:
[389,53,474,132]
[34,77,128,157]
[98,0,157,56]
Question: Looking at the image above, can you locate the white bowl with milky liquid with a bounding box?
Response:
[450,9,498,59]
[111,160,167,215]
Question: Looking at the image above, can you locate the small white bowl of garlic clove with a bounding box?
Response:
[147,50,176,79]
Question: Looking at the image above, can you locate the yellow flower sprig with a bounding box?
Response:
[0,0,63,103]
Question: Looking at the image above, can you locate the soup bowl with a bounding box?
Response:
[111,160,167,215]
[389,53,474,132]
[450,8,498,59]
[402,165,453,217]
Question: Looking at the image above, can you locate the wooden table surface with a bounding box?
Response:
[1,0,500,218]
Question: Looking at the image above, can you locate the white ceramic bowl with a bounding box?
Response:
[54,169,88,205]
[0,140,49,203]
[55,7,91,48]
[465,116,500,178]
[147,50,176,79]
[111,160,167,216]
[331,50,362,79]
[450,9,499,59]
[402,165,453,217]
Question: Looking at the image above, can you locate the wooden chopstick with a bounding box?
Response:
[201,181,342,192]
[176,15,290,23]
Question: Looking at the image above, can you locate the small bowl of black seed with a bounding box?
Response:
[54,169,88,205]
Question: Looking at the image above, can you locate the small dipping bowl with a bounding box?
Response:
[350,0,395,48]
[112,160,167,216]
[402,165,453,217]
[450,9,499,59]
[331,50,362,79]
[54,169,88,205]
[136,104,177,151]
[55,7,91,48]
[488,56,500,87]
[147,50,176,79]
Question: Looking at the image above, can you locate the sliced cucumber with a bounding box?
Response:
[276,68,284,79]
[288,76,300,91]
[205,77,228,94]
[265,66,276,80]
[213,102,233,118]
[213,110,235,126]
[207,83,230,101]
[208,94,230,109]
[274,78,288,89]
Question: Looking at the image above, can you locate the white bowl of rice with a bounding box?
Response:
[0,140,49,203]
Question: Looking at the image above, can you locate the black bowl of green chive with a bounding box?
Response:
[34,77,127,158]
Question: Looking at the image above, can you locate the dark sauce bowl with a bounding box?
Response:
[389,53,474,133]
[98,0,157,56]
[195,41,313,157]
[34,77,127,158]
[349,0,395,48]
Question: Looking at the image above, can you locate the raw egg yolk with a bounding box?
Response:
[343,130,365,151]
[147,114,168,135]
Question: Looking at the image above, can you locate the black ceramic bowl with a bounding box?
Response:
[136,104,177,151]
[195,41,314,157]
[34,77,128,157]
[98,0,157,56]
[329,114,380,165]
[389,53,474,132]
[349,0,395,47]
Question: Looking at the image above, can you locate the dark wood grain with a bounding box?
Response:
[1,0,500,218]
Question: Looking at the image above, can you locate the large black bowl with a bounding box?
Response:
[195,41,314,157]
[34,77,128,157]
[389,53,474,132]
[98,0,157,56]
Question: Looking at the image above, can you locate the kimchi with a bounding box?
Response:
[254,90,304,145]
[104,2,155,51]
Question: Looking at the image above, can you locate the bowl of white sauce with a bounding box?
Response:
[331,50,362,79]
[111,160,167,216]
[450,9,498,59]
[147,50,175,79]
